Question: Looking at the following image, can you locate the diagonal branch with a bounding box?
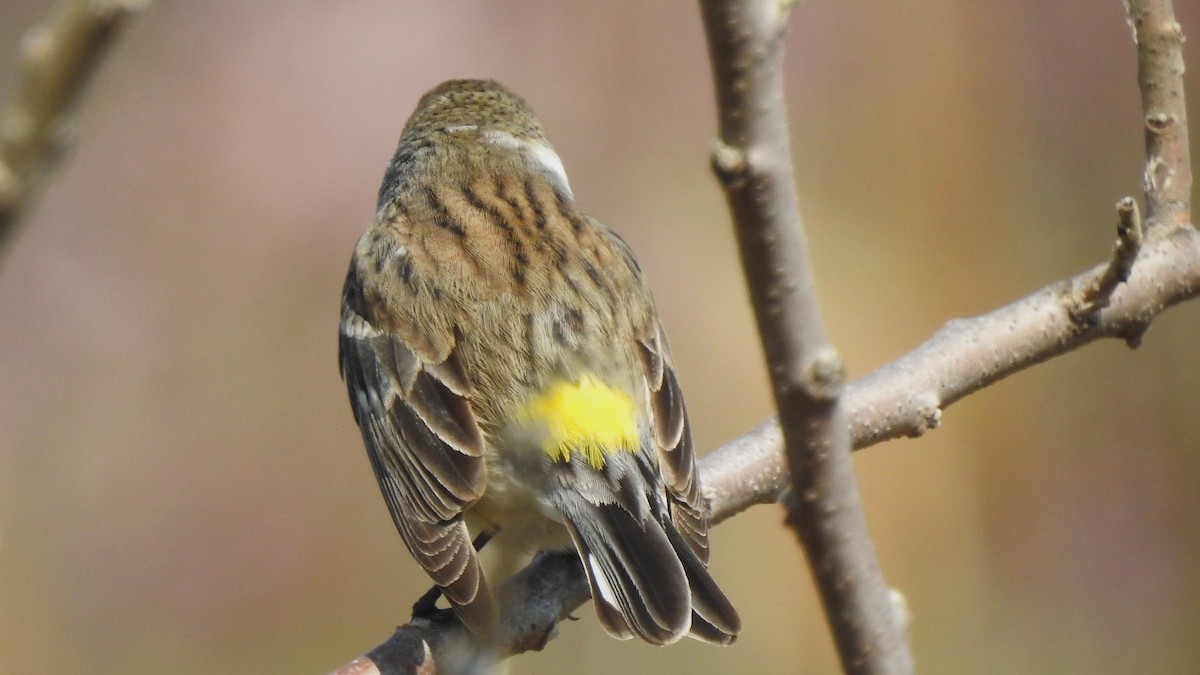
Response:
[696,0,912,673]
[331,221,1200,675]
[705,225,1200,520]
[705,0,1195,532]
[332,1,1194,672]
[0,0,148,257]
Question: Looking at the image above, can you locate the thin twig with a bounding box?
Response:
[0,0,147,256]
[697,0,912,672]
[1128,0,1192,229]
[1070,197,1144,329]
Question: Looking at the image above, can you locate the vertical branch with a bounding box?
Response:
[1128,0,1192,229]
[0,0,147,255]
[697,1,912,673]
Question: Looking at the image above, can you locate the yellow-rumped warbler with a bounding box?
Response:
[339,79,740,645]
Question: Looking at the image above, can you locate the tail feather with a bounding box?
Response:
[663,519,741,644]
[564,502,691,645]
[561,497,740,645]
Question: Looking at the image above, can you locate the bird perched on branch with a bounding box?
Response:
[339,79,740,646]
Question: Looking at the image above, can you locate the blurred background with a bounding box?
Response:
[1,1,1198,673]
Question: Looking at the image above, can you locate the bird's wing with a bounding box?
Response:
[339,257,494,632]
[639,324,709,563]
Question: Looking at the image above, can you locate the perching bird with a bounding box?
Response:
[339,79,740,646]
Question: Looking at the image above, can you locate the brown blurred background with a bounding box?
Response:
[1,1,1198,673]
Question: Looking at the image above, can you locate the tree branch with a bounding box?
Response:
[705,225,1200,521]
[329,224,1200,675]
[0,0,147,257]
[332,224,1200,675]
[1128,0,1192,229]
[332,1,1194,672]
[696,0,912,672]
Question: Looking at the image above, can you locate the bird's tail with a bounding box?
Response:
[562,500,741,645]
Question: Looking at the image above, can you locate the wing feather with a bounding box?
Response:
[638,330,709,563]
[340,259,494,633]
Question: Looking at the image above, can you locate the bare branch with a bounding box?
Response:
[331,223,1200,673]
[697,0,912,672]
[706,225,1200,519]
[334,1,1195,672]
[329,553,589,675]
[0,0,147,255]
[1127,0,1192,229]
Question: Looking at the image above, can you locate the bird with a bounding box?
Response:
[338,79,740,646]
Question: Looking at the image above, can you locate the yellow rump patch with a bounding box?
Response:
[519,374,639,468]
